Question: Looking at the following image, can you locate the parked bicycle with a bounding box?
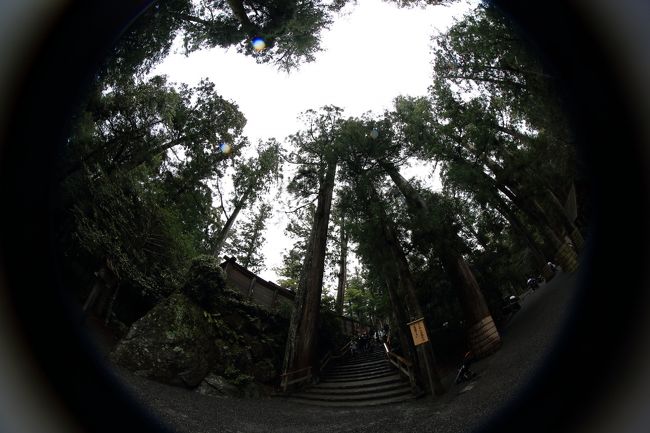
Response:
[455,351,478,384]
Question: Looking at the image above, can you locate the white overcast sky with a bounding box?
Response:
[152,0,476,284]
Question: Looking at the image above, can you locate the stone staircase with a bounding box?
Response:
[286,345,415,407]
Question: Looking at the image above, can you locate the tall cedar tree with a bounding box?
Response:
[282,106,342,378]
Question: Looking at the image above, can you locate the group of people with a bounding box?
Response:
[349,324,391,357]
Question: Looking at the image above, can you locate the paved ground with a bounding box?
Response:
[113,271,579,433]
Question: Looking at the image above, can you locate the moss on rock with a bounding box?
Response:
[181,255,226,309]
[112,258,290,392]
[111,292,214,387]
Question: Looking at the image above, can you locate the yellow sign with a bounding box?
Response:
[407,318,429,346]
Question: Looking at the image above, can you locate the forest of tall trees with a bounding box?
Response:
[59,1,586,396]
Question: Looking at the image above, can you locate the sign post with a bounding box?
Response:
[407,318,435,396]
[407,318,429,346]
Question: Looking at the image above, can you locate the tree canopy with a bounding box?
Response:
[60,0,586,393]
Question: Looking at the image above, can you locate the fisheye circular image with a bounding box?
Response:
[59,0,587,430]
[1,0,650,433]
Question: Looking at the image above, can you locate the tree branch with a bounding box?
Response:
[279,152,319,165]
[215,180,231,220]
[284,195,318,214]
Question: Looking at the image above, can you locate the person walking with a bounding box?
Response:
[350,337,358,358]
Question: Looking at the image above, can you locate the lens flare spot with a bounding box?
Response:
[370,128,379,139]
[252,37,266,52]
[219,142,232,154]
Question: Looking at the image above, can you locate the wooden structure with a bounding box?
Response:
[383,342,418,394]
[220,256,295,311]
[219,256,363,336]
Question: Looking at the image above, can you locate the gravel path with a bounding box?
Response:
[113,272,579,433]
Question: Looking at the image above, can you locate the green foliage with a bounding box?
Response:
[432,3,547,109]
[181,255,227,308]
[275,200,314,291]
[276,248,305,291]
[101,0,194,83]
[224,365,254,386]
[60,75,248,321]
[104,0,352,76]
[430,3,576,197]
[70,170,194,303]
[343,275,377,323]
[62,75,246,183]
[231,373,255,387]
[275,300,295,320]
[212,140,283,257]
[231,140,283,202]
[286,106,344,170]
[386,0,451,8]
[318,309,348,356]
[224,202,273,273]
[320,292,337,314]
[183,0,351,72]
[409,252,462,327]
[276,200,315,285]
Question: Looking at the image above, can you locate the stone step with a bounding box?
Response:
[343,350,384,358]
[322,370,396,383]
[326,363,392,376]
[281,345,413,409]
[331,356,386,367]
[321,367,395,380]
[327,367,392,377]
[342,349,384,358]
[302,381,409,396]
[328,358,388,371]
[325,370,394,381]
[293,386,412,403]
[285,393,415,408]
[318,373,403,388]
[323,362,392,374]
[337,357,385,366]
